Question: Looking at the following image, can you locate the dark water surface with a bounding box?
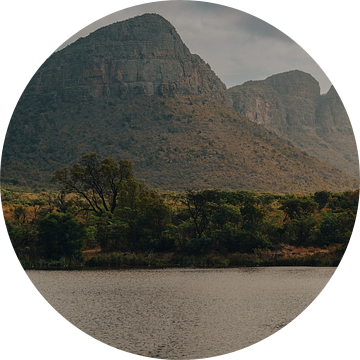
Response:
[26,267,334,359]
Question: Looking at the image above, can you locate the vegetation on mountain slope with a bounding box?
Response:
[2,96,358,193]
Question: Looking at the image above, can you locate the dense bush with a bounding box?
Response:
[37,213,87,261]
[3,157,358,267]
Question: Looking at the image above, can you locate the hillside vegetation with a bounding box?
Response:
[2,95,358,193]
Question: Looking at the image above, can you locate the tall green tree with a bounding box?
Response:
[236,196,271,253]
[51,153,133,215]
[211,201,242,251]
[93,180,173,252]
[280,197,318,246]
[183,189,216,240]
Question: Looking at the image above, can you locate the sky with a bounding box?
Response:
[58,1,332,93]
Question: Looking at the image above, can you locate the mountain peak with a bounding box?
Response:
[85,13,187,51]
[24,13,232,105]
[228,69,358,178]
[264,69,320,99]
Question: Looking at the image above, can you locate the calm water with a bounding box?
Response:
[26,267,334,359]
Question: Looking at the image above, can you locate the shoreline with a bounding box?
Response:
[21,243,343,270]
[23,263,339,271]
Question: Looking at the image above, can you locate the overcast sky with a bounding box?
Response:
[58,1,332,93]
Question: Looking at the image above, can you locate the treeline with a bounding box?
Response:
[3,154,358,268]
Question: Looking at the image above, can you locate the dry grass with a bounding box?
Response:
[82,247,102,259]
[266,243,332,259]
[82,244,333,261]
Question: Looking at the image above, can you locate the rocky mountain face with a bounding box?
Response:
[316,85,353,128]
[229,70,359,177]
[26,13,232,106]
[1,15,358,193]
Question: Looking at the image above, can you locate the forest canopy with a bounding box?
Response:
[3,154,359,268]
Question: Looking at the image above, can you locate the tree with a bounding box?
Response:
[241,197,265,232]
[317,209,356,246]
[313,190,331,210]
[183,189,216,239]
[51,153,133,215]
[280,197,318,246]
[280,197,317,220]
[282,215,319,247]
[94,212,129,253]
[236,196,271,253]
[327,189,359,213]
[115,180,172,252]
[37,213,87,260]
[6,220,38,261]
[210,197,242,252]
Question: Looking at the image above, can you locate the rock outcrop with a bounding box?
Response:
[229,70,359,177]
[316,85,353,129]
[229,70,320,127]
[25,13,232,106]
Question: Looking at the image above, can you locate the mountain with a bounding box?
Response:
[1,14,358,193]
[24,13,232,106]
[228,70,359,178]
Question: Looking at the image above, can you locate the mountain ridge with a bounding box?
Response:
[1,14,358,193]
[228,70,359,177]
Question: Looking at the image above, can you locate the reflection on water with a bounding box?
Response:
[27,267,334,359]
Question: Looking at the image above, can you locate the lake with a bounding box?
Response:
[26,267,335,359]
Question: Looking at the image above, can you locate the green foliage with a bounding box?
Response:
[94,213,129,253]
[313,190,331,210]
[282,215,319,247]
[316,210,356,247]
[6,220,38,260]
[185,237,212,255]
[37,213,87,260]
[51,153,133,214]
[93,180,173,253]
[327,189,359,213]
[280,197,317,220]
[182,189,217,239]
[3,154,358,268]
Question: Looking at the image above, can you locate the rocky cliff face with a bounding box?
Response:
[229,70,319,127]
[25,13,232,106]
[316,85,353,129]
[227,81,286,126]
[229,70,359,177]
